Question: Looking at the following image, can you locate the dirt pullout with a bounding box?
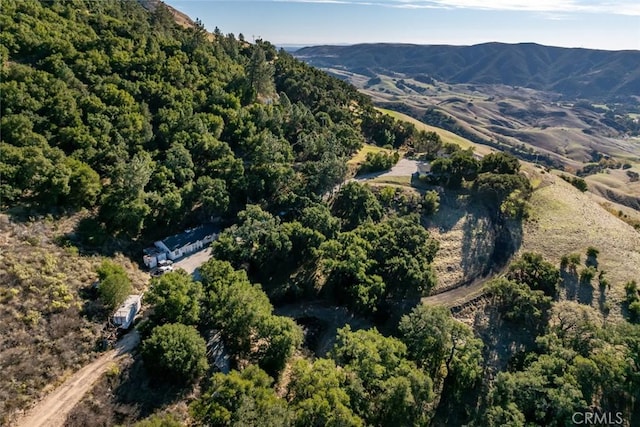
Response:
[521,169,640,318]
[275,302,372,356]
[14,331,140,427]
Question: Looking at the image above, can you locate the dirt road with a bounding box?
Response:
[422,277,486,307]
[276,302,372,355]
[14,331,140,427]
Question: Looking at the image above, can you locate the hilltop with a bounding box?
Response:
[295,42,640,102]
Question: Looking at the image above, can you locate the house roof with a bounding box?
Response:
[160,224,217,251]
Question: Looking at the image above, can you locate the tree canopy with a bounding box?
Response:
[141,323,208,385]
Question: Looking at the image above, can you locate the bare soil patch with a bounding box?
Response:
[14,332,139,427]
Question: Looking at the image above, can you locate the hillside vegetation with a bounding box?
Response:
[2,2,640,426]
[296,43,640,213]
[522,165,640,316]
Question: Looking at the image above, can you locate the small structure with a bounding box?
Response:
[143,224,217,269]
[415,162,433,180]
[111,295,141,330]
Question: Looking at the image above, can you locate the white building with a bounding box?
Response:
[143,224,217,269]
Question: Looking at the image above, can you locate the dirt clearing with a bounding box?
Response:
[14,331,140,427]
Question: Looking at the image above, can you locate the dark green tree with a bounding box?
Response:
[144,270,203,326]
[331,326,434,426]
[191,365,290,427]
[332,182,382,230]
[507,252,560,297]
[399,304,482,390]
[96,260,132,310]
[422,190,440,215]
[141,323,208,384]
[246,45,275,99]
[486,277,552,327]
[287,358,363,427]
[479,152,520,175]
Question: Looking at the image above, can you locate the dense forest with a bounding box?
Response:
[1,1,639,426]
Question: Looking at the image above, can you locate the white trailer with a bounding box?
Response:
[111,295,141,330]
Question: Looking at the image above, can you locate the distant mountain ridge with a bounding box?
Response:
[295,42,640,101]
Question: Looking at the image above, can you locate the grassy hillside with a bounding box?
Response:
[521,165,640,318]
[377,107,493,155]
[4,2,640,426]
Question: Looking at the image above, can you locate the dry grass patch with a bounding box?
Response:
[368,175,413,187]
[0,213,147,424]
[521,171,640,319]
[347,143,393,166]
[423,194,494,292]
[376,107,493,155]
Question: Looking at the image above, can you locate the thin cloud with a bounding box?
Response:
[424,0,640,16]
[271,0,640,15]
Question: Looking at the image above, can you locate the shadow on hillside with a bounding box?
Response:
[460,213,495,280]
[462,215,523,281]
[561,270,579,300]
[561,271,593,306]
[53,217,147,262]
[422,190,466,233]
[598,284,609,316]
[113,357,190,421]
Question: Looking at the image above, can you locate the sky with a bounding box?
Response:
[164,0,640,51]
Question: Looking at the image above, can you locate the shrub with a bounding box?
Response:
[625,280,639,302]
[559,174,588,192]
[579,266,597,285]
[358,151,400,174]
[422,190,440,215]
[99,276,131,306]
[586,246,599,259]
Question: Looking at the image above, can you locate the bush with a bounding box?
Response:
[96,261,132,310]
[579,266,597,285]
[625,280,639,302]
[585,246,599,259]
[422,190,440,215]
[559,174,588,192]
[358,151,400,174]
[133,413,183,427]
[141,323,208,384]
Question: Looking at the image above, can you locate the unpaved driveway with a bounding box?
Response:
[173,247,212,280]
[276,302,372,355]
[422,278,486,307]
[14,331,140,427]
[356,158,427,181]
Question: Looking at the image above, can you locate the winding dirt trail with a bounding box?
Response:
[422,277,486,307]
[14,331,140,427]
